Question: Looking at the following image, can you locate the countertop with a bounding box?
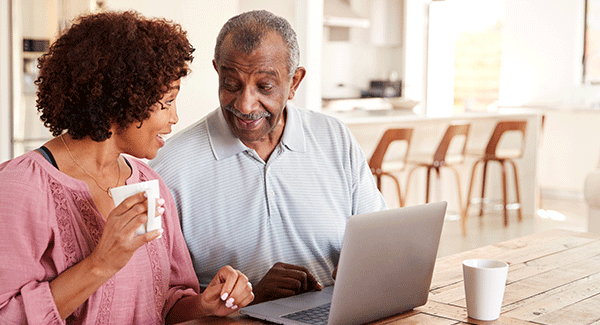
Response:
[322,108,542,125]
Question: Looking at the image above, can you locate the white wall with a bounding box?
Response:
[500,0,599,108]
[500,0,600,198]
[103,0,238,135]
[104,0,318,134]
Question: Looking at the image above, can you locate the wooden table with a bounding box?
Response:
[179,229,600,324]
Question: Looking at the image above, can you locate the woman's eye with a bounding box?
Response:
[160,100,174,109]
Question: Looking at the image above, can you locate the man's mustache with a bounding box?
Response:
[224,105,272,121]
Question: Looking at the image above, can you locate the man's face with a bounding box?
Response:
[213,31,304,144]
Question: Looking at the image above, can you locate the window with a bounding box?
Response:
[451,0,504,113]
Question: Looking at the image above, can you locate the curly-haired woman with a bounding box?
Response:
[0,10,253,324]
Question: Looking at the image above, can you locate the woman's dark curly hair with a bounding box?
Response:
[36,10,194,141]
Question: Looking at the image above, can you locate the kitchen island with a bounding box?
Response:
[323,108,542,221]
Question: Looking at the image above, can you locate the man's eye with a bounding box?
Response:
[223,79,239,90]
[259,84,273,91]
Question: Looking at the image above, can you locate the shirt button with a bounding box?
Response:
[269,190,275,197]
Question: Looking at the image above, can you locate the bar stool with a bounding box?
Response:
[464,120,527,235]
[369,128,413,207]
[405,123,471,215]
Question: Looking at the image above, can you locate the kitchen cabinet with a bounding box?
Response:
[8,0,91,158]
[370,0,402,46]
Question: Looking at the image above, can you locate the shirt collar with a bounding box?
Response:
[207,103,306,161]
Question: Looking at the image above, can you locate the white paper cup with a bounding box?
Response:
[110,179,161,235]
[462,259,509,321]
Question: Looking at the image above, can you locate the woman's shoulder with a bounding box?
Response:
[0,151,68,215]
[1,151,56,187]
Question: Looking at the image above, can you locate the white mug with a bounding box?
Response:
[110,179,161,235]
[462,259,509,321]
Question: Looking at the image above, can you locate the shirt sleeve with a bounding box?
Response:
[157,176,200,319]
[347,125,389,215]
[0,161,65,325]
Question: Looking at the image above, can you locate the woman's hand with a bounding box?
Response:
[88,192,164,277]
[199,266,255,316]
[51,192,164,319]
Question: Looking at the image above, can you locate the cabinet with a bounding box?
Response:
[10,0,91,158]
[370,0,402,46]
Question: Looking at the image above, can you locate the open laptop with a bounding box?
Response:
[240,201,447,325]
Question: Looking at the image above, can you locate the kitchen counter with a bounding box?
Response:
[323,107,540,125]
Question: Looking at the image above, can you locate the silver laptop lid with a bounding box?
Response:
[239,202,447,325]
[328,201,447,325]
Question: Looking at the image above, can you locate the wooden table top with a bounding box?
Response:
[179,229,600,325]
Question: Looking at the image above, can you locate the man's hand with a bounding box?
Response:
[251,262,323,305]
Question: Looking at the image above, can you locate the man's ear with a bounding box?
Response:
[288,67,306,100]
[212,59,218,73]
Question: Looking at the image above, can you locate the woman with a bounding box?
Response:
[0,10,253,324]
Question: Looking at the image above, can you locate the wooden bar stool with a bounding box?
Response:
[405,123,470,215]
[464,120,527,235]
[369,128,413,207]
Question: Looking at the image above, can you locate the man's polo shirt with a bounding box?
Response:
[150,104,387,287]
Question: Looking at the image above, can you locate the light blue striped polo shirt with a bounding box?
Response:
[150,104,387,287]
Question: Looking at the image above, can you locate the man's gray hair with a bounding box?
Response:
[214,10,300,78]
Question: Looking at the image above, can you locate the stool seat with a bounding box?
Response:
[381,160,408,172]
[466,148,522,160]
[409,152,468,166]
[463,120,528,235]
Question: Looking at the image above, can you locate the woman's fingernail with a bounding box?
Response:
[157,198,165,205]
[157,207,165,215]
[231,305,238,310]
[221,292,228,301]
[226,297,235,308]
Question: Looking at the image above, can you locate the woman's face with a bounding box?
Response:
[115,79,180,159]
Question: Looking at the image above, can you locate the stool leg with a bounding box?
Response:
[425,167,432,203]
[450,165,464,219]
[500,160,508,227]
[479,160,489,218]
[405,166,419,205]
[508,159,523,222]
[384,173,404,208]
[434,167,442,203]
[464,160,482,236]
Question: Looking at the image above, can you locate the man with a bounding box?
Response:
[150,10,387,305]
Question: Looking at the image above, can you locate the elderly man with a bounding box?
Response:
[150,10,387,305]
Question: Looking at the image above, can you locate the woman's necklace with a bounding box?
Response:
[61,134,120,198]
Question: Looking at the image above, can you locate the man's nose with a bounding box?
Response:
[235,87,259,114]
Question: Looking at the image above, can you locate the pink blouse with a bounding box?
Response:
[0,151,200,324]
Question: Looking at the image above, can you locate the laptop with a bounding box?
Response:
[240,201,447,325]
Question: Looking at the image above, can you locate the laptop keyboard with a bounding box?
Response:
[281,303,331,325]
